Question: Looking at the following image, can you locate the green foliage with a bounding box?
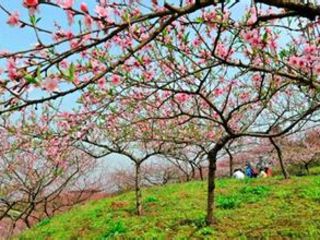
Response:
[24,74,38,84]
[217,195,241,209]
[36,218,50,228]
[240,185,270,196]
[102,221,127,239]
[299,187,320,202]
[197,226,214,236]
[29,15,41,26]
[144,195,158,203]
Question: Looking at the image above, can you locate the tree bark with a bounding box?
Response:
[270,137,289,179]
[256,0,320,20]
[226,147,233,177]
[206,138,228,225]
[190,162,196,180]
[304,162,310,175]
[135,163,142,216]
[198,166,204,181]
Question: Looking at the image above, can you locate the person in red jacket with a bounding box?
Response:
[265,167,272,177]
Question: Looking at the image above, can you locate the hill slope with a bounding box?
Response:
[19,175,320,239]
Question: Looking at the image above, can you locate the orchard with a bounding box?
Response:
[1,0,320,237]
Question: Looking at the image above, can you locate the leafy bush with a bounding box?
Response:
[240,186,270,196]
[239,185,270,203]
[144,196,158,203]
[102,221,127,239]
[217,195,241,209]
[197,226,214,236]
[299,187,320,202]
[313,176,320,185]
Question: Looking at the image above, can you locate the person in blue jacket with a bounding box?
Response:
[245,161,254,178]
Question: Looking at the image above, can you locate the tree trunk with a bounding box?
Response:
[305,163,310,175]
[269,137,289,179]
[206,139,228,225]
[226,147,233,177]
[135,163,143,216]
[190,162,196,180]
[198,166,204,181]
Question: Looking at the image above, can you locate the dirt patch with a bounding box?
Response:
[110,201,129,209]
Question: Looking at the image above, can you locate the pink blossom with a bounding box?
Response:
[298,58,306,68]
[84,14,93,29]
[95,5,107,18]
[80,2,88,13]
[98,78,106,88]
[43,78,59,92]
[243,31,253,41]
[23,0,38,7]
[239,92,249,100]
[52,30,74,41]
[7,58,19,80]
[252,73,262,82]
[192,38,202,48]
[175,93,189,103]
[7,12,20,26]
[289,56,308,70]
[143,71,155,81]
[57,0,74,9]
[203,10,216,23]
[288,56,298,66]
[95,6,114,23]
[132,8,141,17]
[247,7,257,25]
[140,33,149,41]
[142,56,151,65]
[66,10,74,25]
[111,74,121,85]
[70,39,80,48]
[216,43,231,59]
[206,131,215,140]
[314,64,320,74]
[247,15,256,25]
[214,88,223,97]
[304,44,317,55]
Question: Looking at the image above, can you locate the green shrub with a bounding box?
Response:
[313,176,320,185]
[299,187,320,201]
[216,195,241,209]
[197,226,214,236]
[240,185,270,196]
[144,196,158,203]
[102,221,127,239]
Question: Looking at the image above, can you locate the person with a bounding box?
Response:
[258,169,267,178]
[265,167,272,177]
[233,169,245,180]
[245,161,254,178]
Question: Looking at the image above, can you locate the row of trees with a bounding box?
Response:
[1,0,320,229]
[0,113,105,237]
[1,109,318,236]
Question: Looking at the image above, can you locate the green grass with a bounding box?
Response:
[19,175,320,239]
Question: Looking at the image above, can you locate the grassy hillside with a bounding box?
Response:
[19,174,320,239]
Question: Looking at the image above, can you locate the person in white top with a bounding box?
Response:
[233,169,245,180]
